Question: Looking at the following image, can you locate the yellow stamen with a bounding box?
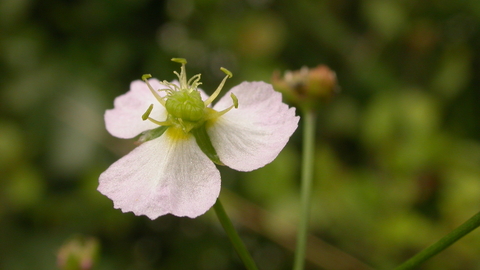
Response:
[205,93,239,120]
[187,74,202,92]
[171,58,188,88]
[142,74,166,106]
[204,67,233,106]
[147,118,172,126]
[141,104,172,126]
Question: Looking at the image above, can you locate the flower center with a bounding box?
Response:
[165,90,205,122]
[140,58,238,136]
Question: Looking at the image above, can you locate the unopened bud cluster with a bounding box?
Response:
[272,65,339,110]
[57,236,99,270]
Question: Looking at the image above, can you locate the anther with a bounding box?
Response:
[171,58,187,64]
[142,104,154,120]
[141,104,172,126]
[220,67,233,78]
[231,93,238,108]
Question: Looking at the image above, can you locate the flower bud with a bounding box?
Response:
[57,236,99,270]
[272,65,339,110]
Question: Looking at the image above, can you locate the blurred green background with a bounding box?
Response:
[1,0,480,269]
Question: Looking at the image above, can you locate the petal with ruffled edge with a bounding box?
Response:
[98,131,221,219]
[105,78,168,139]
[208,81,299,172]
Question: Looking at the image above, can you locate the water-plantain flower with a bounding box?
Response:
[98,58,299,219]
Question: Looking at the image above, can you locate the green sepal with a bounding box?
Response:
[191,124,224,166]
[138,126,169,143]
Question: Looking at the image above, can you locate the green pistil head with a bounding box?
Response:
[165,90,205,122]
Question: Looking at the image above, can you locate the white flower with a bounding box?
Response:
[98,59,299,219]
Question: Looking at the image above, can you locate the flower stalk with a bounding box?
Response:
[213,199,259,270]
[394,210,480,270]
[272,64,337,270]
[293,110,316,270]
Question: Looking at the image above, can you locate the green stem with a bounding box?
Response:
[293,110,316,270]
[213,199,259,270]
[394,211,480,270]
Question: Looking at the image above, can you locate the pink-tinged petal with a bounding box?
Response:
[105,79,209,139]
[209,81,299,171]
[98,131,221,219]
[105,79,169,139]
